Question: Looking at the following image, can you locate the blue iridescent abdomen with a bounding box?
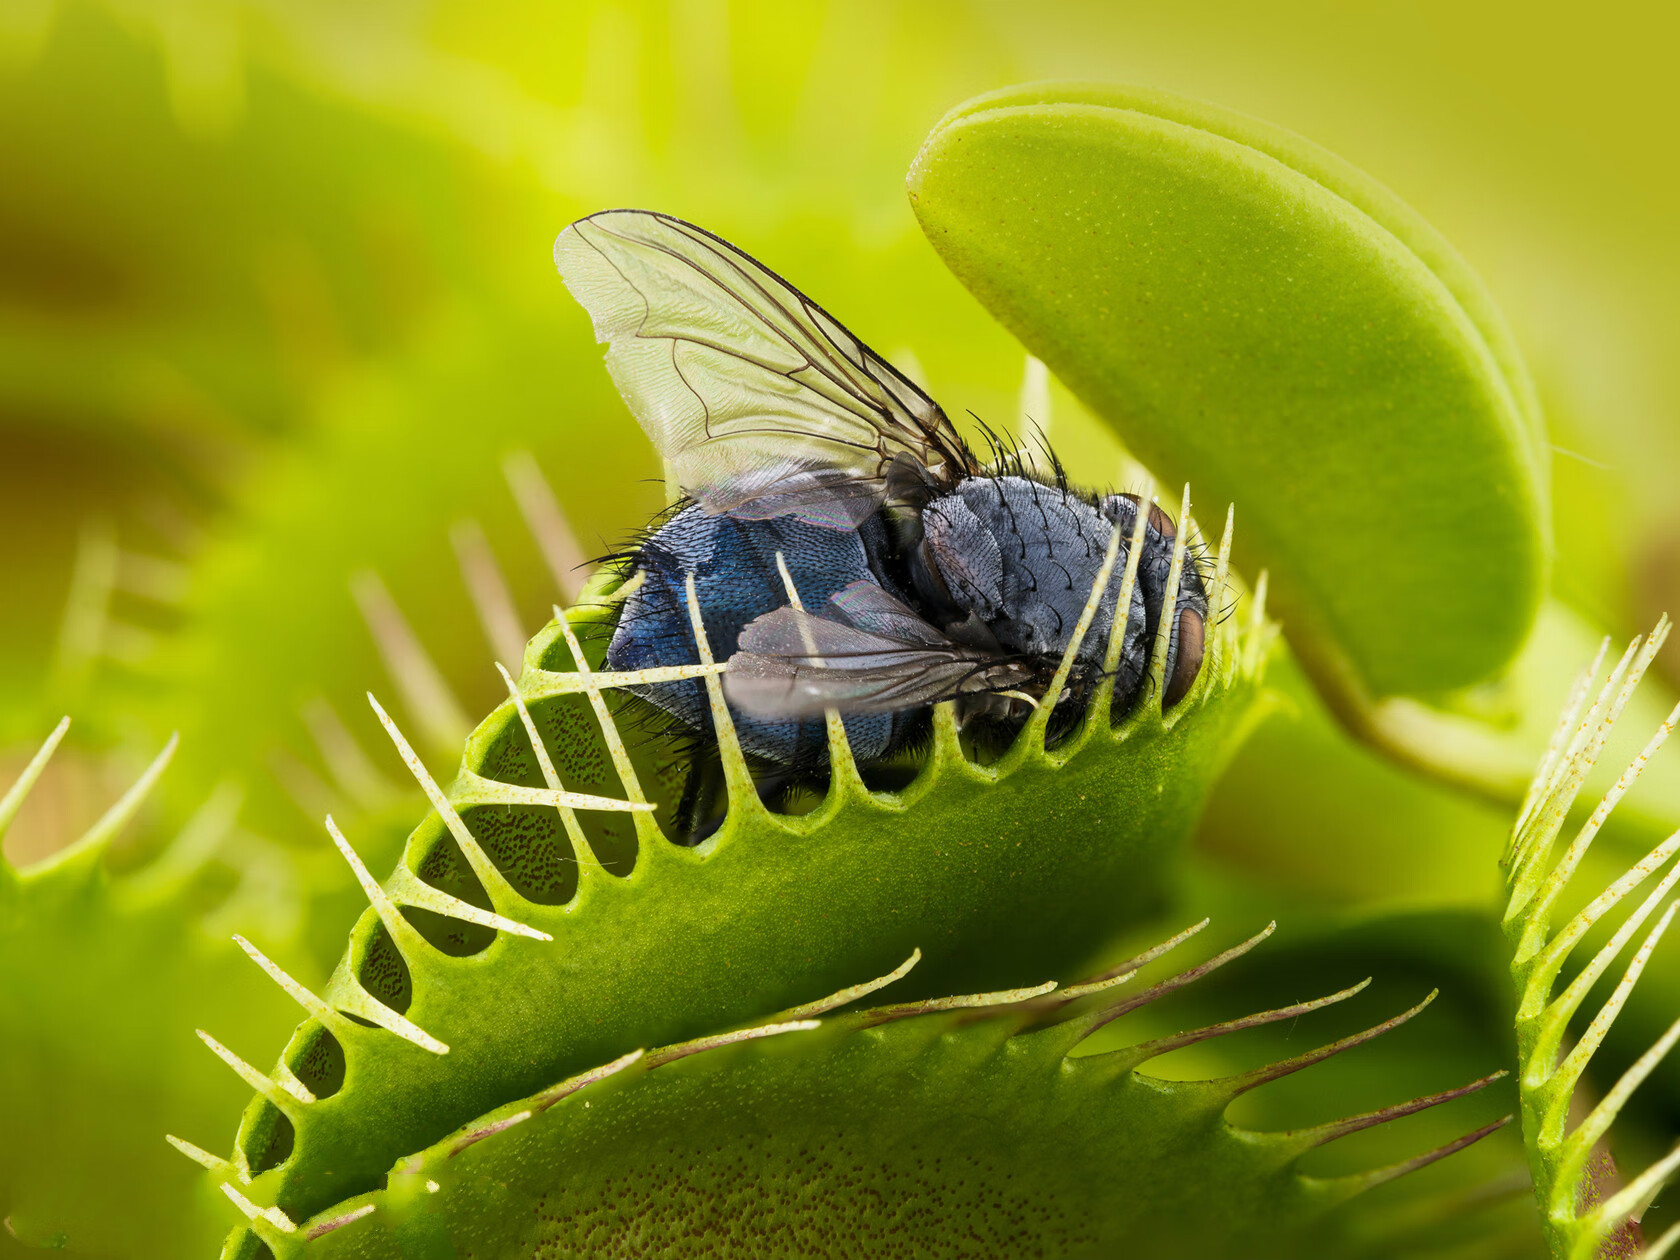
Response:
[607,505,901,768]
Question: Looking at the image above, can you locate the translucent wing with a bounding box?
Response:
[555,210,977,528]
[723,583,1029,718]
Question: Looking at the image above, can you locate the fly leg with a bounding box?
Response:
[673,756,834,843]
[671,748,727,845]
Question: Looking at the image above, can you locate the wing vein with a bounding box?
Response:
[555,209,978,528]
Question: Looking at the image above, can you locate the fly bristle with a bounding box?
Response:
[968,414,1085,502]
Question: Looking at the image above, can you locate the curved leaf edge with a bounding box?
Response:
[208,918,1510,1260]
[927,81,1547,485]
[907,83,1550,750]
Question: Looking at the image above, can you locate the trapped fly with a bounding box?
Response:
[555,210,1208,839]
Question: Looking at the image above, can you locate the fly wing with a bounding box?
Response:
[555,210,977,528]
[723,582,1027,718]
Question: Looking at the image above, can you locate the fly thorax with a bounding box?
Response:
[945,477,1125,662]
[919,495,1004,621]
[921,476,1209,714]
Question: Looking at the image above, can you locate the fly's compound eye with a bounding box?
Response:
[1147,502,1177,541]
[1105,492,1178,540]
[1163,607,1205,709]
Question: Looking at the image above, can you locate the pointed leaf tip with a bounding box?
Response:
[1218,988,1438,1097]
[1348,1115,1515,1194]
[0,716,70,841]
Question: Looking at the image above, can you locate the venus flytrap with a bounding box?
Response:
[225,917,1509,1259]
[0,8,1657,1253]
[169,81,1594,1258]
[191,488,1286,1254]
[11,57,1610,1257]
[0,721,301,1258]
[908,84,1556,805]
[1501,619,1680,1258]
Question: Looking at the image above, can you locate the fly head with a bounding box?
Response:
[908,476,1210,729]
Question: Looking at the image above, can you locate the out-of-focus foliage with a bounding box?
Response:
[0,728,300,1259]
[0,0,483,734]
[1,2,1678,1258]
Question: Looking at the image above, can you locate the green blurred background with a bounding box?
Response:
[1,2,1676,1257]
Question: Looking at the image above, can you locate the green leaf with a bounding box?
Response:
[1500,616,1680,1259]
[223,920,1508,1260]
[201,535,1273,1229]
[0,723,301,1259]
[907,83,1550,706]
[1197,599,1680,913]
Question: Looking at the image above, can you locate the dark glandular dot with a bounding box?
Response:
[1163,608,1205,709]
